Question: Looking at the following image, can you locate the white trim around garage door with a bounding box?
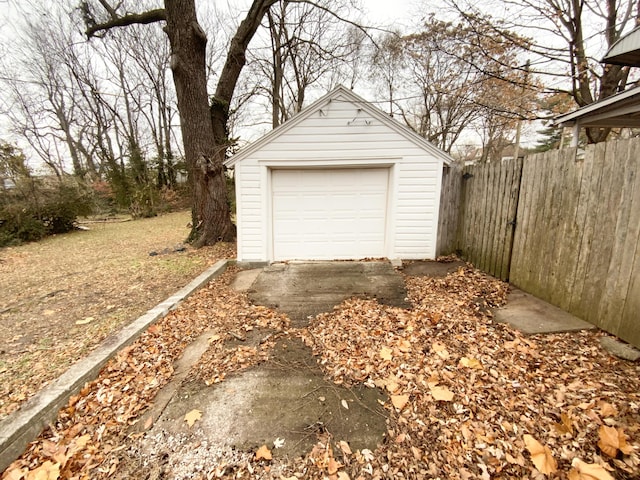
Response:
[264,160,398,262]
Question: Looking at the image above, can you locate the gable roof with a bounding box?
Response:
[553,84,640,128]
[224,85,453,167]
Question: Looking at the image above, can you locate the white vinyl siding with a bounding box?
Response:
[229,88,448,263]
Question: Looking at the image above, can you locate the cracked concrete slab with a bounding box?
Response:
[231,268,261,292]
[141,336,388,460]
[248,261,410,326]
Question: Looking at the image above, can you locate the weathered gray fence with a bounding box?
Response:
[437,138,640,348]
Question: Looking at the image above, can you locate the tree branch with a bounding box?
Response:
[86,9,167,38]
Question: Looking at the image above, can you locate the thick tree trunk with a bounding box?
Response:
[164,0,235,246]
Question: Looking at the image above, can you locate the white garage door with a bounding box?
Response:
[271,168,389,260]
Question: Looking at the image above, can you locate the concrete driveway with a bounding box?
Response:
[136,261,406,465]
[247,261,411,326]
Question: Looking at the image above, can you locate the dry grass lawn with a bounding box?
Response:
[0,211,235,420]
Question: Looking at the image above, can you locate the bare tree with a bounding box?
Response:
[83,0,370,245]
[251,0,365,128]
[369,31,405,117]
[1,8,89,178]
[448,0,637,143]
[369,17,534,157]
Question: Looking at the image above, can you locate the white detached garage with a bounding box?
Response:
[224,85,452,264]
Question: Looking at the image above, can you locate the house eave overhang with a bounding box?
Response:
[552,85,640,128]
[603,25,640,66]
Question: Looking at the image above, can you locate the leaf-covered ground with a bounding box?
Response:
[2,264,639,480]
[0,211,234,420]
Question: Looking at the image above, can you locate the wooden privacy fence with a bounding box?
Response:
[438,138,640,348]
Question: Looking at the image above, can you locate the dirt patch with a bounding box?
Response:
[0,211,235,419]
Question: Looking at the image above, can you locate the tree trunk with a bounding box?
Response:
[164,0,235,246]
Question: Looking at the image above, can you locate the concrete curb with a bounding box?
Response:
[0,259,229,472]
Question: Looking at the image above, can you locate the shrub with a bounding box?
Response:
[0,177,94,247]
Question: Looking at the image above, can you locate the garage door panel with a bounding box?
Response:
[272,168,388,260]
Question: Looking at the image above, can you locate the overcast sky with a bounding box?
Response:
[364,0,420,25]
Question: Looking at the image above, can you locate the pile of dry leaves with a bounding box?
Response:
[2,264,639,480]
[298,268,640,479]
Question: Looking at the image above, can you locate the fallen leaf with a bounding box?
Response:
[327,457,341,475]
[273,437,285,449]
[147,324,161,335]
[391,394,409,410]
[597,401,618,417]
[411,446,422,460]
[74,434,91,450]
[432,341,450,360]
[341,399,349,409]
[569,458,614,480]
[379,346,393,361]
[553,412,573,435]
[337,472,350,480]
[430,385,454,402]
[459,357,483,369]
[361,448,374,462]
[143,416,153,430]
[26,461,60,480]
[75,317,94,325]
[255,444,272,461]
[4,466,28,480]
[523,434,557,475]
[375,373,400,393]
[598,425,633,457]
[184,409,202,427]
[397,339,411,352]
[338,440,352,455]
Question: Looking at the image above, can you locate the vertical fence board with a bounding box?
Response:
[477,163,490,271]
[436,165,463,256]
[598,139,639,331]
[551,148,582,310]
[582,141,619,324]
[492,162,508,277]
[570,143,606,319]
[620,244,640,347]
[510,156,534,285]
[501,158,522,280]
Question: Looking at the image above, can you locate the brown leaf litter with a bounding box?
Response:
[2,263,639,480]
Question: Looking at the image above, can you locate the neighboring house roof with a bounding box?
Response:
[603,25,640,66]
[553,84,640,128]
[224,85,453,167]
